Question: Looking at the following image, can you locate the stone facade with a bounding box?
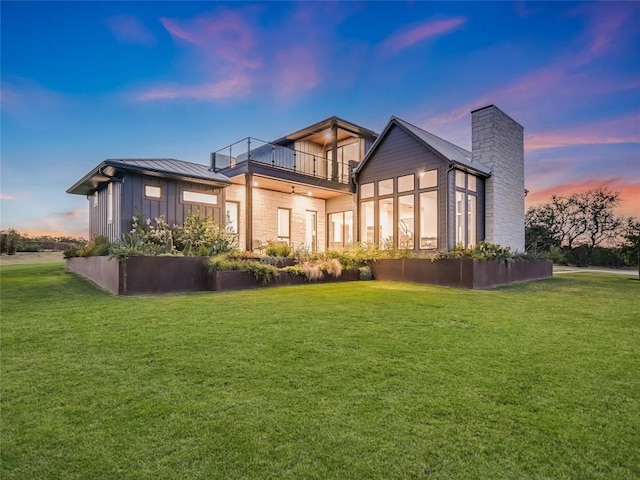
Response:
[471,105,525,251]
[227,184,327,252]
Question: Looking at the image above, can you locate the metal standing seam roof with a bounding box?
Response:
[105,158,230,181]
[356,116,492,176]
[67,158,230,195]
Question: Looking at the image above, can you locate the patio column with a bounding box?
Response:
[331,122,338,182]
[245,172,253,252]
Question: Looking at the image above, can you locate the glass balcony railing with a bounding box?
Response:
[211,138,352,184]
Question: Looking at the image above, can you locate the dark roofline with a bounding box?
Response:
[271,116,379,144]
[354,116,491,177]
[67,158,230,196]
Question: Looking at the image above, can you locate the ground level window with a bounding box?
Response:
[398,195,414,249]
[419,191,437,249]
[378,198,394,247]
[456,190,477,247]
[360,201,374,246]
[277,208,290,242]
[328,211,353,249]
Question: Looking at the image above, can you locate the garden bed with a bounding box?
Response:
[67,256,360,295]
[370,258,552,289]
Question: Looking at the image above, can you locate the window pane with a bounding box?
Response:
[145,185,161,199]
[329,212,343,249]
[455,171,465,188]
[225,202,239,234]
[360,201,375,246]
[419,191,438,249]
[468,175,477,192]
[467,195,476,247]
[378,179,394,196]
[398,195,414,250]
[379,198,394,247]
[398,174,414,192]
[344,211,353,246]
[360,183,374,198]
[277,208,290,239]
[419,169,438,189]
[456,191,465,246]
[183,190,218,205]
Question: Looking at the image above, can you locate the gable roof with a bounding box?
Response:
[67,158,230,196]
[354,116,491,176]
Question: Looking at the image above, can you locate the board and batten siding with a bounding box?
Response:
[356,124,449,250]
[118,172,224,236]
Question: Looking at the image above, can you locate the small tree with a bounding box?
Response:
[620,217,640,279]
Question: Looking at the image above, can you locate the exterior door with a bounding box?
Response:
[306,210,317,253]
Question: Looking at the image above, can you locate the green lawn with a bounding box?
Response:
[1,263,638,479]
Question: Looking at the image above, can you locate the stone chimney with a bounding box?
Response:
[471,105,525,251]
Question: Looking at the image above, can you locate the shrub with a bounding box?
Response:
[78,235,111,257]
[435,242,513,261]
[358,265,373,280]
[206,254,279,285]
[265,241,292,258]
[63,244,84,259]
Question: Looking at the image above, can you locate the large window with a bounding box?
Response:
[378,179,394,196]
[360,201,374,246]
[454,171,478,247]
[328,211,353,249]
[378,198,394,247]
[419,170,438,189]
[225,201,239,234]
[277,208,290,242]
[420,191,438,249]
[398,174,414,192]
[398,195,414,249]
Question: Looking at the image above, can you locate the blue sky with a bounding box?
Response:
[1,1,638,237]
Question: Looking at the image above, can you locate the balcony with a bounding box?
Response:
[211,137,353,186]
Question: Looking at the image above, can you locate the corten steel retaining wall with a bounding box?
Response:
[370,258,552,289]
[67,256,208,294]
[68,257,360,294]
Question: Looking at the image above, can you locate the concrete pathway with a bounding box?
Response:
[553,265,638,276]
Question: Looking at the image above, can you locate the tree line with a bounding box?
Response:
[526,187,639,273]
[0,229,86,255]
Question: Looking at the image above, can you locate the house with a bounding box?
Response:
[67,105,525,252]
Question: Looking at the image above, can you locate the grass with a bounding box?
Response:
[1,263,638,479]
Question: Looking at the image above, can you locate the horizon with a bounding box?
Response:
[1,1,638,239]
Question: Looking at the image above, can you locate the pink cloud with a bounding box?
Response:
[381,17,466,54]
[0,194,15,200]
[271,47,320,98]
[526,178,640,218]
[106,15,156,47]
[526,114,640,151]
[0,79,63,117]
[133,76,253,102]
[160,10,261,70]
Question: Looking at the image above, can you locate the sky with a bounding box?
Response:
[1,1,639,239]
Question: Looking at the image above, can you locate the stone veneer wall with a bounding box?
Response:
[251,187,326,251]
[225,184,247,250]
[471,105,525,251]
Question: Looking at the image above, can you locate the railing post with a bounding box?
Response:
[247,137,252,162]
[293,151,297,172]
[229,145,233,168]
[272,146,275,167]
[313,155,316,177]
